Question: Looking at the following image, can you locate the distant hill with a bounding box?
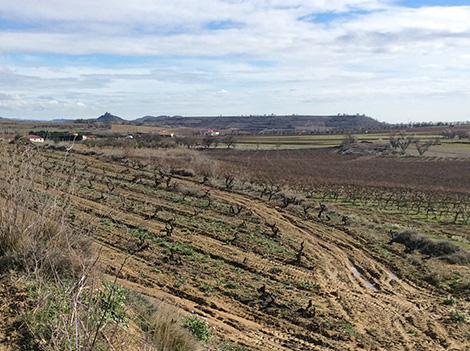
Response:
[131,114,387,133]
[75,112,125,124]
[96,112,125,123]
[135,115,171,122]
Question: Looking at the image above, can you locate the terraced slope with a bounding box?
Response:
[3,146,469,350]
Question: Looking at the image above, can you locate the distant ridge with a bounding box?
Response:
[2,113,389,133]
[131,114,387,133]
[135,115,171,122]
[0,116,42,122]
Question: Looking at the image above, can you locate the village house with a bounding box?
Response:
[27,134,45,143]
[205,129,220,136]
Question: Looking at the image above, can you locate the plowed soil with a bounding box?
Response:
[2,146,470,350]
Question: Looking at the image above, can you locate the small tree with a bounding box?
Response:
[202,136,214,149]
[441,129,456,139]
[414,139,433,156]
[389,133,400,149]
[222,135,236,149]
[397,136,412,153]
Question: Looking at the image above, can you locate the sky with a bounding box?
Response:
[0,0,469,123]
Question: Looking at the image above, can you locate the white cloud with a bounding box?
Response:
[0,1,469,121]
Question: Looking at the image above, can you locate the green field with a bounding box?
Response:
[234,132,470,156]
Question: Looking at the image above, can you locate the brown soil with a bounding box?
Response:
[0,277,31,351]
[1,147,469,350]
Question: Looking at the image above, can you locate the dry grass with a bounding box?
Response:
[0,142,92,278]
[141,304,203,351]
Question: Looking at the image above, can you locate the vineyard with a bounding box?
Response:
[1,142,470,351]
[206,148,470,228]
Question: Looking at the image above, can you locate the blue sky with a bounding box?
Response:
[0,0,469,122]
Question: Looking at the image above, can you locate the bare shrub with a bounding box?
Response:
[389,230,467,263]
[445,250,470,265]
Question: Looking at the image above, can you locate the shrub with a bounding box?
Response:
[225,281,239,290]
[0,143,102,350]
[389,230,468,263]
[442,296,456,306]
[184,315,212,343]
[449,311,467,323]
[96,281,127,326]
[445,250,470,265]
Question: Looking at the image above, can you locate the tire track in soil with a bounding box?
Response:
[201,189,466,350]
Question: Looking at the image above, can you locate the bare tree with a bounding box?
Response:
[222,135,236,149]
[414,139,432,156]
[202,136,214,149]
[398,136,412,154]
[341,134,357,147]
[441,129,456,139]
[179,136,198,149]
[390,132,413,154]
[455,130,470,140]
[389,133,400,149]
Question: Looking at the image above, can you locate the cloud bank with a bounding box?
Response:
[0,0,469,122]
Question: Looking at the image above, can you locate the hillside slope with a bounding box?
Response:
[43,149,470,349]
[134,115,386,133]
[1,146,468,350]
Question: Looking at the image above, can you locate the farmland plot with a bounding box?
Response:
[1,143,469,351]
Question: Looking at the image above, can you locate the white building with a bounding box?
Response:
[27,134,45,143]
